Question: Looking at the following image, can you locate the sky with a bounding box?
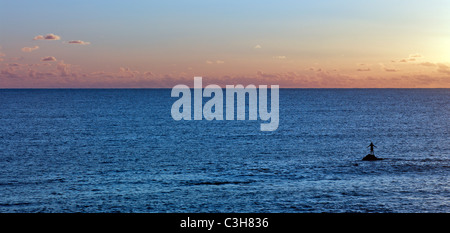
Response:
[1,0,450,88]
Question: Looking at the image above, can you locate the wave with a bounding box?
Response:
[184,180,255,186]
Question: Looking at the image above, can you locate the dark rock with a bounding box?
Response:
[362,154,383,161]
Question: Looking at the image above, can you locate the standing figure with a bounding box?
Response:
[368,142,376,155]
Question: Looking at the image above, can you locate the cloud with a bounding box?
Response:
[256,70,277,78]
[356,63,371,71]
[34,33,61,40]
[21,46,40,52]
[254,44,262,49]
[273,56,286,59]
[27,71,57,79]
[416,62,450,74]
[41,56,57,62]
[308,67,324,72]
[67,40,91,45]
[33,35,45,40]
[437,63,450,75]
[2,62,448,88]
[399,58,417,62]
[379,63,397,72]
[1,69,20,78]
[206,60,225,64]
[118,67,140,78]
[419,62,437,67]
[397,53,423,63]
[409,53,422,58]
[144,71,154,77]
[56,61,72,76]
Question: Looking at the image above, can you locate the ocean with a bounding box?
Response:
[0,89,448,213]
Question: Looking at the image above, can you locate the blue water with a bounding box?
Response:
[0,89,448,213]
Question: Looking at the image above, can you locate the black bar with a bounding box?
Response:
[0,213,445,232]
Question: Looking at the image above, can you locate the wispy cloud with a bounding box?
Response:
[21,46,39,52]
[67,40,91,45]
[273,56,286,59]
[34,33,61,40]
[41,56,57,62]
[56,61,74,77]
[409,53,422,58]
[417,61,450,74]
[356,63,371,71]
[419,62,436,67]
[437,63,450,75]
[206,60,225,64]
[379,63,397,72]
[254,44,262,49]
[144,71,154,77]
[398,53,423,63]
[119,67,140,78]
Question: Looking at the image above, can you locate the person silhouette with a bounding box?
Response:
[368,142,376,155]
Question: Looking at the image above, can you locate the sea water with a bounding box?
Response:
[0,89,448,212]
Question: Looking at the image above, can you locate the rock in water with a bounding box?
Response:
[362,154,383,161]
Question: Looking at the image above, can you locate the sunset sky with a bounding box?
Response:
[1,0,450,88]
